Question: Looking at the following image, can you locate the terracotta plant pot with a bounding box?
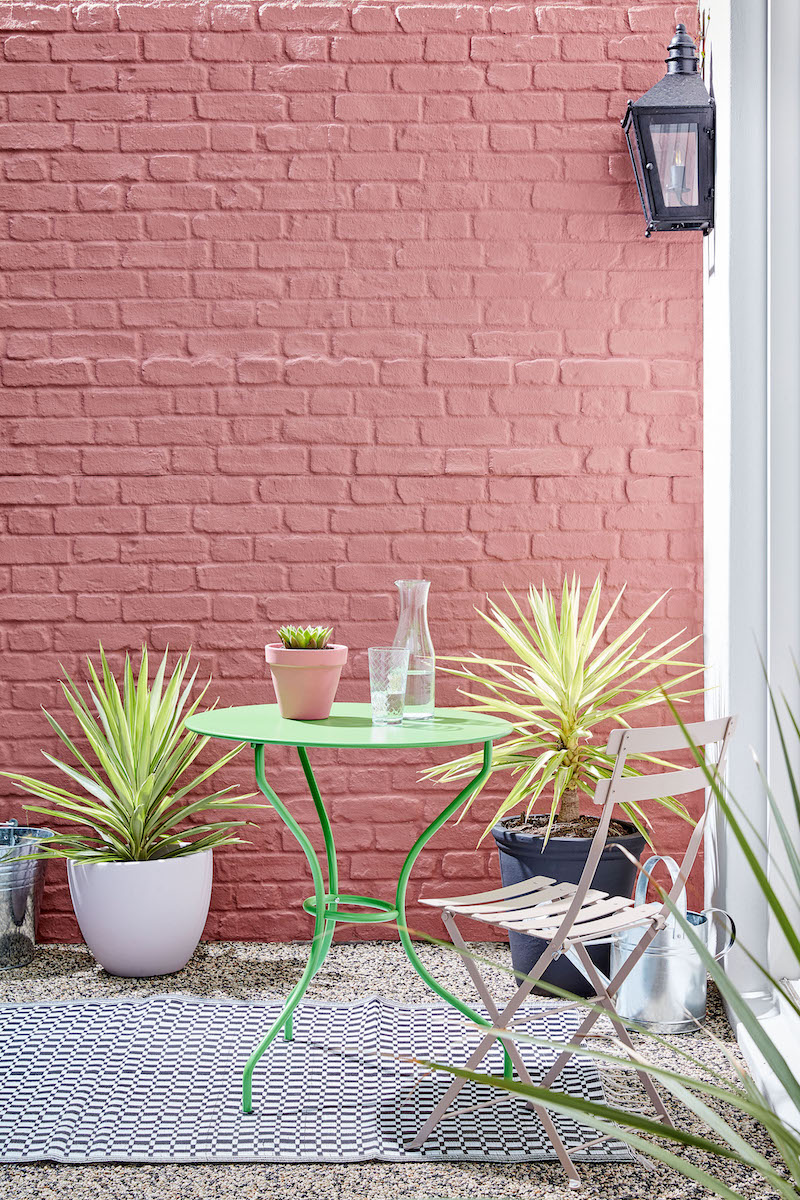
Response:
[265,643,348,720]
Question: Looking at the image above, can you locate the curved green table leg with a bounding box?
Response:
[242,742,333,1114]
[395,739,513,1080]
[297,745,339,981]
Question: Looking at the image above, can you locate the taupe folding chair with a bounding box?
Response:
[412,716,736,1188]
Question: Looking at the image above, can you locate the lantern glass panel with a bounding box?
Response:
[649,121,699,208]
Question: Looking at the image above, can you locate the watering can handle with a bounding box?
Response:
[702,907,736,959]
[634,854,688,918]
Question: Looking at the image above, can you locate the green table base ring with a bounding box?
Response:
[302,893,400,923]
[182,704,513,1115]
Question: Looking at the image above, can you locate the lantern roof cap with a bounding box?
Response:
[631,25,711,110]
[666,24,699,74]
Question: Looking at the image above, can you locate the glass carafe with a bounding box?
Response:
[393,579,435,721]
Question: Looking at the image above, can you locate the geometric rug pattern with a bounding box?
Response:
[0,994,630,1163]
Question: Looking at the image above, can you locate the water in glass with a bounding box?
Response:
[368,646,409,726]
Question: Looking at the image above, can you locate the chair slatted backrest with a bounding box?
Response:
[545,715,736,953]
[601,716,735,905]
[605,717,733,757]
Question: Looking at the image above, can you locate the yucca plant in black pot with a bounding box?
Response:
[426,577,704,995]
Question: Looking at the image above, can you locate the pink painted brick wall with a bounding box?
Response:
[0,1,704,942]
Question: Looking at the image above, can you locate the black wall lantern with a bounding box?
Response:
[622,24,715,236]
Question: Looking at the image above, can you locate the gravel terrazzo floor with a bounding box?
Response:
[0,940,783,1200]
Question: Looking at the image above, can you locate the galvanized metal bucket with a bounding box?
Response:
[610,855,735,1033]
[0,819,53,969]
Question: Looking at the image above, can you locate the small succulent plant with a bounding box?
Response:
[277,625,334,650]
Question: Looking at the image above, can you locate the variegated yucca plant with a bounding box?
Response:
[277,625,333,650]
[426,577,704,841]
[1,646,258,862]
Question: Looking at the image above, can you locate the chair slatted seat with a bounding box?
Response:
[423,881,610,923]
[420,874,557,908]
[501,892,639,934]
[508,900,664,942]
[447,884,608,922]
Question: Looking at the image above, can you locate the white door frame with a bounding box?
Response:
[704,0,800,1111]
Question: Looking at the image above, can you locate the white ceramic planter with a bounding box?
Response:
[67,849,213,977]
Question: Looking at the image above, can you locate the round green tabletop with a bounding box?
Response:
[185,702,512,750]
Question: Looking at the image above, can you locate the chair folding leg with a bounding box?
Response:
[535,940,672,1129]
[537,1006,601,1091]
[411,913,583,1188]
[429,910,583,1187]
[410,1027,501,1150]
[538,919,664,1092]
[409,919,563,1151]
[571,942,672,1127]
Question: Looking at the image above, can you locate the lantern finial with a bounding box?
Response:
[666,23,699,74]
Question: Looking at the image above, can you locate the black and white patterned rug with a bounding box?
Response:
[0,994,629,1164]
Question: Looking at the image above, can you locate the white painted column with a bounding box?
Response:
[765,0,800,982]
[704,0,800,1006]
[702,0,771,1007]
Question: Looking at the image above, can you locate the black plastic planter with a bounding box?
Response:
[492,819,646,997]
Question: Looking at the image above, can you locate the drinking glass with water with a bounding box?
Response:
[368,647,410,726]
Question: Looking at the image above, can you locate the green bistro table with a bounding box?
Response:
[185,701,512,1113]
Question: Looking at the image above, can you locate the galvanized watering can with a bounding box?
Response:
[0,819,52,969]
[609,855,735,1034]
